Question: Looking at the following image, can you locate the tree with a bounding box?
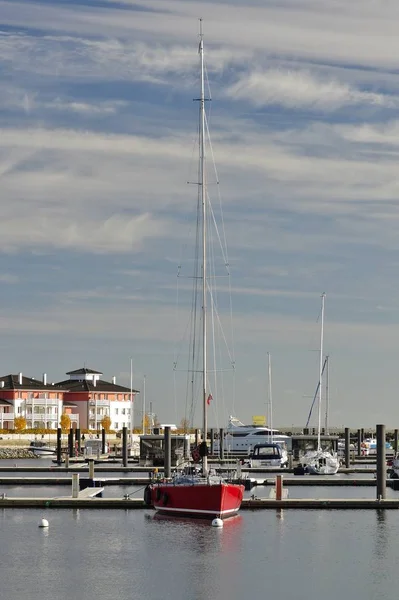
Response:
[14,416,26,433]
[179,417,190,433]
[101,415,111,433]
[60,413,71,433]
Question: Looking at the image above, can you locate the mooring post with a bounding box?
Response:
[219,428,224,461]
[89,459,94,481]
[394,429,398,456]
[56,427,62,465]
[210,428,215,455]
[164,426,171,479]
[376,424,386,500]
[275,474,283,501]
[72,473,79,498]
[65,453,69,469]
[101,428,106,455]
[68,428,74,458]
[195,429,199,446]
[344,427,350,468]
[76,428,81,454]
[357,429,362,458]
[122,426,128,467]
[288,452,293,469]
[361,428,364,443]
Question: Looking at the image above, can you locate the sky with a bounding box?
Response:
[1,0,399,429]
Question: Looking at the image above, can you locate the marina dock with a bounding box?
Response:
[1,496,399,510]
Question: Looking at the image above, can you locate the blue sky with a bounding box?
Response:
[1,0,399,429]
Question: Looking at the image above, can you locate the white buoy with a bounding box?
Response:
[38,518,49,528]
[211,518,223,528]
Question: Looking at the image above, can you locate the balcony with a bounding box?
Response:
[89,400,110,406]
[26,413,79,423]
[0,413,14,421]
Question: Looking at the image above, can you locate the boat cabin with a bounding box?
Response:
[84,439,104,456]
[249,442,288,468]
[139,434,190,467]
[251,443,285,459]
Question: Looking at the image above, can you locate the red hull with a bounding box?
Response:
[150,482,244,520]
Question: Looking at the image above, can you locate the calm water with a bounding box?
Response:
[0,508,396,600]
[1,458,398,600]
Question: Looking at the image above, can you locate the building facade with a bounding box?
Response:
[56,367,138,431]
[0,368,139,431]
[0,373,74,429]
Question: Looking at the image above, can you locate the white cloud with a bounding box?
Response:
[227,70,393,111]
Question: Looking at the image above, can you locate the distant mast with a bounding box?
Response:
[317,293,326,452]
[267,352,273,443]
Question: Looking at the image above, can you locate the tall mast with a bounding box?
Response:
[325,355,329,435]
[199,19,208,474]
[130,357,134,440]
[142,374,146,435]
[267,352,273,443]
[317,293,326,451]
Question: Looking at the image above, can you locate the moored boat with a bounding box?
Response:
[147,473,243,519]
[28,440,56,457]
[246,442,288,469]
[146,22,244,520]
[302,294,339,475]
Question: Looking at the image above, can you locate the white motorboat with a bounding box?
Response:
[213,416,291,454]
[28,440,56,457]
[247,442,288,469]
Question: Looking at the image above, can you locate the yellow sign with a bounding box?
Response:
[252,415,266,426]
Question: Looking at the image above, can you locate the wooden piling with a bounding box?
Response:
[219,428,224,461]
[210,428,215,455]
[275,474,283,501]
[164,426,171,479]
[376,424,386,500]
[56,428,62,465]
[357,429,362,458]
[394,429,398,455]
[68,428,74,458]
[76,428,81,454]
[122,426,128,467]
[101,428,106,455]
[344,427,350,468]
[72,473,79,498]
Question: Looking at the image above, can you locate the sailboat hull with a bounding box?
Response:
[149,482,244,519]
[302,450,340,475]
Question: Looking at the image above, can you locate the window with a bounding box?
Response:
[114,423,119,429]
[121,408,125,415]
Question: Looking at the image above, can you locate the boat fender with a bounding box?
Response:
[162,493,169,506]
[144,485,152,505]
[155,487,162,502]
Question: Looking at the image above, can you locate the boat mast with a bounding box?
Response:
[199,19,208,474]
[130,357,134,441]
[267,352,273,443]
[324,355,329,435]
[317,293,326,452]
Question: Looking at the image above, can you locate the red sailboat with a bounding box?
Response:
[146,21,244,520]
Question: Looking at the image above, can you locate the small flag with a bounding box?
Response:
[206,394,212,406]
